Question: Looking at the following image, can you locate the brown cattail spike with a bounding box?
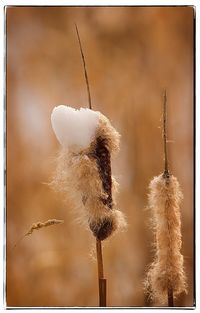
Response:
[88,135,114,239]
[93,136,113,209]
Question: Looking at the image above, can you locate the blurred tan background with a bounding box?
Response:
[6,6,194,307]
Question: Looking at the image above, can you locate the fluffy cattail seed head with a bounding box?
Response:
[51,105,126,240]
[145,174,187,304]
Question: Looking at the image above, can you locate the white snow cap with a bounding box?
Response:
[51,105,100,149]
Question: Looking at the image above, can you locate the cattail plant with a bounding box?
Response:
[50,25,126,307]
[145,91,187,306]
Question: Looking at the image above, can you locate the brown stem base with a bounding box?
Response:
[168,287,174,307]
[96,239,107,307]
[99,278,106,307]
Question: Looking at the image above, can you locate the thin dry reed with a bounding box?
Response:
[13,219,64,249]
[25,219,64,236]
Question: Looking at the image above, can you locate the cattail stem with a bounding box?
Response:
[96,239,107,307]
[163,90,169,178]
[163,90,174,306]
[168,286,174,307]
[75,23,92,110]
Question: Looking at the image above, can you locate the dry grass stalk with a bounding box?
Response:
[13,219,64,249]
[25,219,64,236]
[144,91,187,306]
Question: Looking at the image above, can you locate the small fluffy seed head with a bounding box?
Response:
[88,209,127,240]
[145,174,187,304]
